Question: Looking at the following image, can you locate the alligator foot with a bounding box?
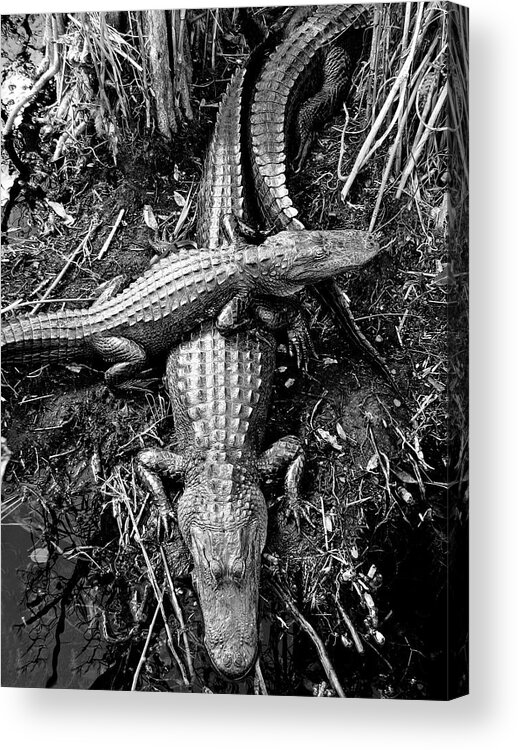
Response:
[252,300,315,369]
[258,435,310,533]
[286,312,316,370]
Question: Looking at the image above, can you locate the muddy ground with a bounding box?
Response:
[1,11,467,697]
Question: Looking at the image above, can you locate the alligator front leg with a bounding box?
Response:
[136,448,185,535]
[257,435,309,531]
[253,300,316,369]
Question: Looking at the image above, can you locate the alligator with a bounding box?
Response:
[247,4,399,387]
[249,3,371,229]
[135,7,382,681]
[135,66,304,679]
[1,229,378,385]
[138,319,306,680]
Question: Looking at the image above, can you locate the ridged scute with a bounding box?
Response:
[250,4,372,230]
[196,70,246,249]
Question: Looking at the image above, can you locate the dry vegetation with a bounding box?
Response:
[1,4,467,697]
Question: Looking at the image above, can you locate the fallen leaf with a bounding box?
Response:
[143,204,158,231]
[399,487,415,505]
[393,468,417,484]
[46,200,75,226]
[316,428,342,451]
[336,423,348,441]
[366,453,379,472]
[30,548,49,565]
[173,191,186,207]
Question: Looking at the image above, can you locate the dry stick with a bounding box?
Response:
[30,221,97,314]
[396,83,448,198]
[97,209,125,260]
[2,297,97,314]
[131,592,163,691]
[335,598,364,655]
[35,14,53,76]
[160,546,195,682]
[368,54,435,231]
[272,581,346,698]
[122,492,190,686]
[4,14,61,136]
[340,2,425,202]
[51,121,87,162]
[211,8,219,71]
[254,660,268,696]
[394,3,422,172]
[366,6,382,121]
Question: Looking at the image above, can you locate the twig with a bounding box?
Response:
[131,592,163,691]
[272,581,346,698]
[97,208,125,260]
[335,598,364,654]
[254,660,268,695]
[340,3,425,202]
[122,490,190,686]
[2,297,97,314]
[30,221,97,314]
[160,546,195,682]
[396,83,448,198]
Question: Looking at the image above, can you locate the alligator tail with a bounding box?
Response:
[1,309,89,368]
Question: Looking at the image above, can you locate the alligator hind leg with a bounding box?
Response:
[258,435,309,532]
[90,334,149,387]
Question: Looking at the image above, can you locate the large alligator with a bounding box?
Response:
[248,4,398,385]
[138,319,306,680]
[135,6,383,682]
[1,229,378,385]
[136,68,305,680]
[249,4,371,229]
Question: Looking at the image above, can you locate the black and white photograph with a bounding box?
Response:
[1,3,468,699]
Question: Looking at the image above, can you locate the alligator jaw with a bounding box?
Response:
[184,492,267,681]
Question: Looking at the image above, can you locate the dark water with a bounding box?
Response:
[1,13,103,689]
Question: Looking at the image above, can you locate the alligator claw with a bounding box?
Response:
[282,493,313,534]
[287,313,316,370]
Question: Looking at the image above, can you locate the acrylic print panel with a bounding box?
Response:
[1,4,468,698]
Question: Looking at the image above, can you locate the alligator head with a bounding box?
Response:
[178,474,268,681]
[253,229,380,297]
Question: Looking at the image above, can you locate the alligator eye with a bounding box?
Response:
[232,558,245,580]
[209,559,223,581]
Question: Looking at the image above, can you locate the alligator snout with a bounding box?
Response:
[208,639,258,681]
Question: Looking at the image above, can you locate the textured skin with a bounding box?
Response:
[196,69,246,248]
[136,10,381,680]
[139,322,304,679]
[137,72,306,680]
[250,3,372,229]
[249,5,398,387]
[1,229,378,380]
